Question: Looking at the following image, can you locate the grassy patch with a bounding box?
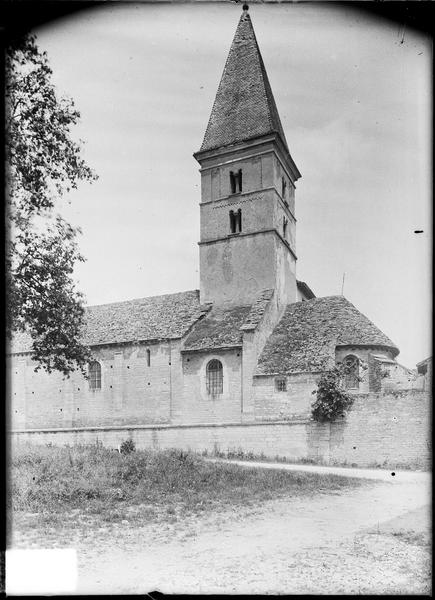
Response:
[9,443,364,529]
[202,446,428,471]
[202,445,322,465]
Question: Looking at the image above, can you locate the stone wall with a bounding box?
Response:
[9,390,430,469]
[7,342,247,430]
[328,390,431,469]
[199,230,296,307]
[253,373,317,421]
[9,421,311,461]
[176,349,243,424]
[381,362,422,392]
[7,341,174,430]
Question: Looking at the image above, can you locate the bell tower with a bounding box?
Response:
[194,4,301,308]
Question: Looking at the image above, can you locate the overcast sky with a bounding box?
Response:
[34,2,431,369]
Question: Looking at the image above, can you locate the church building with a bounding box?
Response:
[9,6,405,440]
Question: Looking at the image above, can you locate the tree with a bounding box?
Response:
[311,365,355,423]
[5,33,97,376]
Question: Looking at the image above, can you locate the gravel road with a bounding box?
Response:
[75,463,430,595]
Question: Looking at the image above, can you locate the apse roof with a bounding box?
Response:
[256,295,399,375]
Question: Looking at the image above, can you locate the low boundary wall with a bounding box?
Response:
[9,420,312,461]
[9,391,431,469]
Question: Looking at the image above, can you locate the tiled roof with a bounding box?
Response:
[256,296,399,375]
[199,11,289,153]
[183,289,274,352]
[182,304,252,351]
[9,290,211,353]
[240,289,274,331]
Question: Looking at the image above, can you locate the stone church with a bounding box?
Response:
[9,6,413,447]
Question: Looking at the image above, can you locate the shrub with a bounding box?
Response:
[119,439,136,455]
[311,367,354,422]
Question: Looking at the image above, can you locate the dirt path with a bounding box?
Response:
[207,458,430,482]
[75,466,431,594]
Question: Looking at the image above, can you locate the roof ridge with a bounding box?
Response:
[85,289,200,310]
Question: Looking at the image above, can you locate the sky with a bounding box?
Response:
[33,2,431,369]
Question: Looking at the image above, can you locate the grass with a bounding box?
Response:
[202,445,322,465]
[8,443,364,531]
[201,446,429,471]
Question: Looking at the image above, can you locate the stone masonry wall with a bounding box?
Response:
[10,390,430,469]
[176,349,243,424]
[10,421,311,461]
[253,373,317,421]
[329,390,431,469]
[7,342,173,430]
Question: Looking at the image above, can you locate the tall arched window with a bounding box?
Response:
[342,355,359,390]
[206,359,223,396]
[89,361,101,391]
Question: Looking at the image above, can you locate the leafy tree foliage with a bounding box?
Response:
[5,34,97,376]
[311,365,355,422]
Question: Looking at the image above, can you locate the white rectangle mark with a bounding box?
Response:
[6,548,78,595]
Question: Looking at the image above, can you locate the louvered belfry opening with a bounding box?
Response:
[206,359,223,396]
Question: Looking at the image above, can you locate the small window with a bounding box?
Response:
[206,359,223,396]
[89,361,101,391]
[230,171,236,194]
[229,169,242,194]
[237,208,242,232]
[342,355,359,389]
[229,209,242,233]
[275,377,287,392]
[229,210,236,233]
[281,176,287,198]
[146,348,151,367]
[282,216,288,238]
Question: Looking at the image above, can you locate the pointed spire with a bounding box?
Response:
[200,6,289,153]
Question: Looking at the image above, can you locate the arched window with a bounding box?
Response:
[146,348,151,367]
[89,361,101,391]
[206,359,223,396]
[342,355,359,389]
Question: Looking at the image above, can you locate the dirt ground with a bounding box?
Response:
[10,464,431,595]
